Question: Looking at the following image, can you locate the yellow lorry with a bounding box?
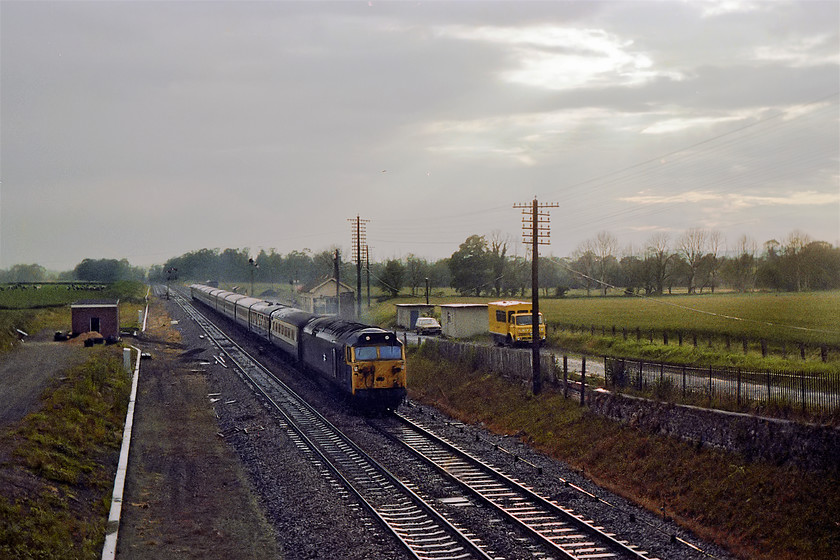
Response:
[487,301,546,346]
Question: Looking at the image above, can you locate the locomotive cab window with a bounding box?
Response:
[354,346,378,361]
[379,346,402,360]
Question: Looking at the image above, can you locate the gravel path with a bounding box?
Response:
[0,331,87,427]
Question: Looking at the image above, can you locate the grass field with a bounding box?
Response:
[0,282,148,354]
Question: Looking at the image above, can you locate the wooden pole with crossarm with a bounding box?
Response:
[513,198,559,395]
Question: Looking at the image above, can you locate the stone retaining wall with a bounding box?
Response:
[586,390,840,472]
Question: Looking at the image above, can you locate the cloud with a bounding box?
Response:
[695,1,766,18]
[753,34,840,68]
[621,189,840,210]
[436,24,682,90]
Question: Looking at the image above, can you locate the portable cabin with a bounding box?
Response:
[395,304,435,330]
[439,303,488,339]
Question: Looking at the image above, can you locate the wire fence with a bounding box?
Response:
[604,357,839,414]
[552,322,838,363]
[418,338,840,416]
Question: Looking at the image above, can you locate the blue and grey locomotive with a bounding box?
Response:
[189,284,406,411]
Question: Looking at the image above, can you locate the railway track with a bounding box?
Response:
[373,413,656,560]
[167,288,689,559]
[170,290,496,560]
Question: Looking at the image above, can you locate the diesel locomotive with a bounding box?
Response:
[189,284,406,411]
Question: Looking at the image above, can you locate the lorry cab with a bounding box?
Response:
[487,300,546,346]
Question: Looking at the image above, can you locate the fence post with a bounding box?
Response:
[678,331,683,346]
[743,337,749,354]
[636,327,641,342]
[800,342,806,360]
[801,370,806,414]
[821,345,828,363]
[766,370,772,406]
[580,356,586,406]
[682,364,686,398]
[725,334,730,350]
[663,331,668,345]
[638,360,644,390]
[622,327,627,340]
[708,365,713,405]
[736,368,741,407]
[760,339,768,358]
[563,355,568,399]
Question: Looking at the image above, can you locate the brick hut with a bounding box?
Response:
[71,299,120,338]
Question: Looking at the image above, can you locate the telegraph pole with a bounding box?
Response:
[349,215,369,319]
[333,249,341,316]
[365,245,371,308]
[513,197,559,395]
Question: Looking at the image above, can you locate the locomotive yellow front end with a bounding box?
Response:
[348,331,406,410]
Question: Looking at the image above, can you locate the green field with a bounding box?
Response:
[0,282,147,353]
[540,291,840,346]
[211,282,840,346]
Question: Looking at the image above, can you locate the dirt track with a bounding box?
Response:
[0,331,87,427]
[115,298,279,559]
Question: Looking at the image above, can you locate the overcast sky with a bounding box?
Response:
[2,0,838,271]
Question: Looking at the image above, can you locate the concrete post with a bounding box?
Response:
[123,348,131,373]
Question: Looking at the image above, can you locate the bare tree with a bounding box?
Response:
[783,230,812,291]
[730,234,758,292]
[572,239,597,296]
[594,231,619,295]
[644,233,671,295]
[677,228,708,293]
[706,230,724,293]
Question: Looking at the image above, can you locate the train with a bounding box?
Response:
[189,283,407,411]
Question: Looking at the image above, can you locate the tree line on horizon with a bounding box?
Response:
[2,229,837,296]
[147,229,839,297]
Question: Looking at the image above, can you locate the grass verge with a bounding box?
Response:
[0,347,130,559]
[407,344,840,560]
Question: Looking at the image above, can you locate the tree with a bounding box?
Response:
[594,231,619,295]
[378,259,404,297]
[448,235,491,296]
[6,264,46,283]
[782,230,812,292]
[74,258,143,283]
[487,232,509,297]
[644,233,672,295]
[723,235,758,292]
[677,228,708,293]
[571,240,596,296]
[404,254,430,296]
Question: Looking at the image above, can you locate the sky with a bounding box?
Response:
[1,0,838,272]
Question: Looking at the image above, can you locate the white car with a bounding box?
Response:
[415,317,442,336]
